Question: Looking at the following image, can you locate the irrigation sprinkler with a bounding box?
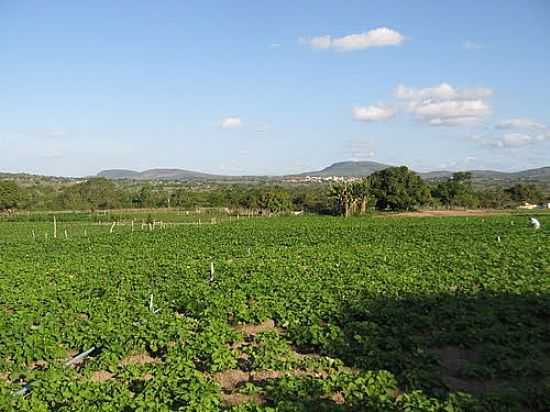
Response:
[14,347,96,397]
[13,383,32,397]
[65,347,97,367]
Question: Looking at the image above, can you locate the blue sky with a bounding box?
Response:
[1,0,549,176]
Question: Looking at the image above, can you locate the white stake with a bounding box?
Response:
[149,294,160,314]
[53,216,57,238]
[110,222,116,234]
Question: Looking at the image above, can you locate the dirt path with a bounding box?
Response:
[384,209,508,218]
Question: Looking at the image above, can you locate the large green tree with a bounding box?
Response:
[432,172,479,208]
[368,166,431,211]
[0,180,22,210]
[60,178,125,210]
[505,183,543,204]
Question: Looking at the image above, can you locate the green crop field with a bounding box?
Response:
[1,215,549,411]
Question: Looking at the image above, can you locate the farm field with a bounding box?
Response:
[0,215,549,411]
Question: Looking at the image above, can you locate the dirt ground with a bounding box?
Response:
[384,209,508,218]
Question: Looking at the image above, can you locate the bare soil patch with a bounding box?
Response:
[29,360,48,370]
[121,352,159,366]
[141,372,154,381]
[387,209,505,218]
[234,319,280,336]
[212,369,250,391]
[325,391,345,405]
[91,370,114,382]
[221,392,265,406]
[430,345,509,395]
[431,345,482,375]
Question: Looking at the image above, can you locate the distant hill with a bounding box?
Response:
[92,163,550,189]
[421,167,550,183]
[296,161,392,177]
[97,168,220,180]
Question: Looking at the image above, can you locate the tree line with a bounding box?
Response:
[1,166,547,214]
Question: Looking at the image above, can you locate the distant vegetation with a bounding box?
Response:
[1,165,548,215]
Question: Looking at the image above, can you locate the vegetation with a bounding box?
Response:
[0,215,548,410]
[0,167,548,217]
[0,180,20,211]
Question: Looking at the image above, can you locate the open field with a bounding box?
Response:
[1,215,549,411]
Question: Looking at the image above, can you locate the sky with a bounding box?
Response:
[1,0,550,177]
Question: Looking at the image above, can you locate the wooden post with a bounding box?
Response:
[131,220,134,232]
[53,216,57,238]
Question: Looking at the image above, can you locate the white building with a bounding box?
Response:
[517,202,538,210]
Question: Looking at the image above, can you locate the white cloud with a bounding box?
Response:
[496,118,548,131]
[395,83,492,101]
[352,104,395,122]
[486,118,550,148]
[302,27,405,51]
[495,133,539,148]
[463,40,482,50]
[395,83,493,127]
[220,117,242,129]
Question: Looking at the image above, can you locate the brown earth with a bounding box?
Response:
[430,345,513,395]
[386,209,506,218]
[91,370,114,383]
[221,392,266,406]
[120,352,159,366]
[233,319,280,336]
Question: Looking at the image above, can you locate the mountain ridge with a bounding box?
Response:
[96,161,550,182]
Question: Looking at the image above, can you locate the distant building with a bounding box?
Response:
[284,175,360,183]
[517,202,538,210]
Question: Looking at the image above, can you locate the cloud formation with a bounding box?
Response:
[302,27,405,51]
[352,104,395,122]
[220,117,242,129]
[488,118,550,147]
[395,83,492,126]
[496,118,548,131]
